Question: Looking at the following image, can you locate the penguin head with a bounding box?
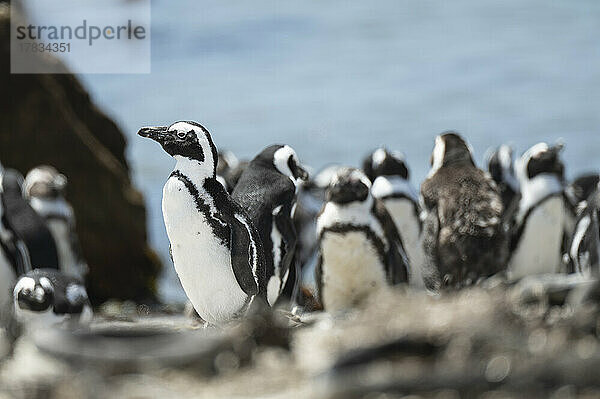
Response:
[138,121,218,175]
[517,142,565,183]
[326,167,372,205]
[429,132,475,176]
[255,144,309,184]
[362,148,409,182]
[487,144,518,191]
[567,173,600,206]
[23,165,67,200]
[13,275,54,313]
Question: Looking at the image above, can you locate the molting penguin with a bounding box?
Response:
[23,166,87,280]
[508,142,571,279]
[566,185,600,276]
[232,145,308,306]
[138,121,266,325]
[316,167,409,311]
[362,148,433,289]
[13,268,92,326]
[421,132,506,287]
[486,144,520,217]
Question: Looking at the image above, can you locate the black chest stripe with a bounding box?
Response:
[319,223,387,265]
[170,171,231,247]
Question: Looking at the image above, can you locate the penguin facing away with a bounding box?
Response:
[138,121,266,325]
[23,166,87,280]
[567,185,600,276]
[421,132,506,287]
[232,145,308,306]
[316,167,409,311]
[13,268,92,326]
[508,142,570,279]
[362,148,432,289]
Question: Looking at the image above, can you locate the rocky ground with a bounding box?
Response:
[1,275,599,399]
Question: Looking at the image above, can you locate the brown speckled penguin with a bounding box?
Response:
[421,132,507,287]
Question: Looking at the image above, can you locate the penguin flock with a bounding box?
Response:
[0,164,91,329]
[140,121,600,324]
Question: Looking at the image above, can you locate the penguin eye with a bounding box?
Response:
[176,131,187,139]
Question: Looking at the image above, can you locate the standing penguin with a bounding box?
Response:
[13,268,92,326]
[421,132,506,287]
[508,142,571,279]
[138,121,266,325]
[362,148,433,289]
[566,185,600,276]
[232,145,308,306]
[486,144,520,216]
[23,166,87,280]
[316,167,409,311]
[1,169,59,272]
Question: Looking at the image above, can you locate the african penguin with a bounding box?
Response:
[138,121,266,325]
[232,145,308,307]
[509,143,572,276]
[316,167,409,311]
[421,132,506,287]
[23,166,88,280]
[566,185,600,276]
[287,164,343,302]
[362,148,433,289]
[486,144,520,217]
[13,268,92,326]
[507,142,572,279]
[1,168,59,272]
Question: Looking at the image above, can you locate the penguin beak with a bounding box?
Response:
[293,164,309,181]
[138,126,169,143]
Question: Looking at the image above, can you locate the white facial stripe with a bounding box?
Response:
[351,169,372,188]
[428,136,445,177]
[371,148,387,169]
[13,277,35,296]
[273,145,296,181]
[516,142,549,183]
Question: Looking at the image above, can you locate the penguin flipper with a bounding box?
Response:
[274,203,297,283]
[373,200,409,284]
[229,214,260,297]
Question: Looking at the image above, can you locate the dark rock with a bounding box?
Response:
[0,4,161,304]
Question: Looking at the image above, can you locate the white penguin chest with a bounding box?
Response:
[162,177,247,324]
[320,231,387,311]
[508,196,566,279]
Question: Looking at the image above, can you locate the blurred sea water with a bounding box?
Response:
[42,0,600,302]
